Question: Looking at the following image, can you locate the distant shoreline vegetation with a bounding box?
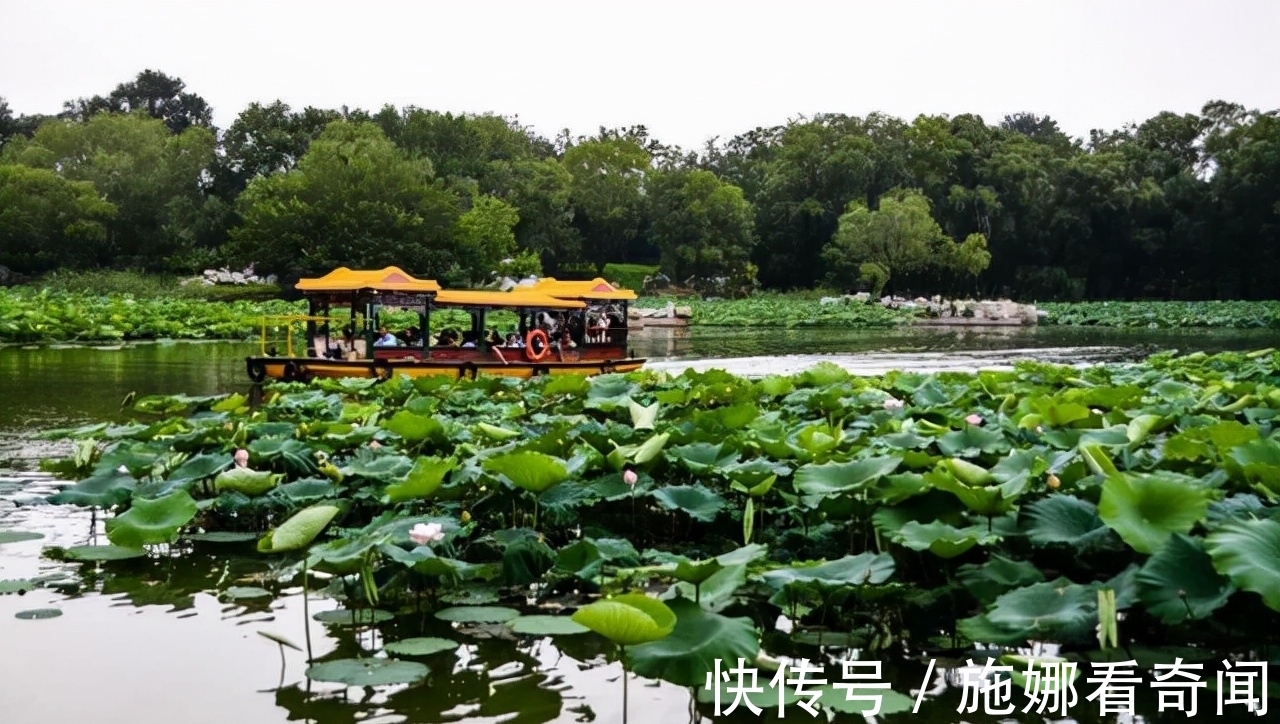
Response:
[3,71,1278,306]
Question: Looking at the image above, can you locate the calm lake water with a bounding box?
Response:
[1,325,1277,724]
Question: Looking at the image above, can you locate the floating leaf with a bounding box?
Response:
[384,637,459,656]
[15,608,62,620]
[312,609,395,625]
[105,489,198,548]
[508,615,590,636]
[222,586,272,601]
[959,578,1098,646]
[435,606,520,624]
[793,456,903,498]
[1022,495,1113,549]
[0,579,38,594]
[185,531,260,543]
[0,530,44,544]
[305,658,429,687]
[61,544,146,561]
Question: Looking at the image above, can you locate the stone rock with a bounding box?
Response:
[674,306,692,318]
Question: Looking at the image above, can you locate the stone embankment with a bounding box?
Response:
[181,266,279,286]
[821,293,1041,326]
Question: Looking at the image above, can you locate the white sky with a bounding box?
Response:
[2,0,1278,149]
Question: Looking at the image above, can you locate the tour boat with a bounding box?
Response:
[244,267,646,383]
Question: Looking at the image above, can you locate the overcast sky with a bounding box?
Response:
[2,0,1278,148]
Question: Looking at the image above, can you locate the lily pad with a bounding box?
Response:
[508,615,591,636]
[61,544,146,561]
[435,606,521,624]
[384,637,459,656]
[15,608,62,619]
[0,579,38,595]
[305,657,429,687]
[0,530,44,544]
[222,586,272,601]
[185,531,260,543]
[312,608,395,625]
[105,489,199,548]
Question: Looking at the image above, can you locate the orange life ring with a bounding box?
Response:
[525,329,550,362]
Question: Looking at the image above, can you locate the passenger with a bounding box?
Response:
[402,327,420,347]
[556,330,576,350]
[373,326,398,347]
[460,332,477,349]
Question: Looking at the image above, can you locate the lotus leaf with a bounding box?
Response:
[666,442,739,473]
[893,521,1000,558]
[1229,438,1280,496]
[436,606,521,624]
[571,593,677,647]
[959,579,1098,646]
[1205,518,1280,612]
[793,456,903,499]
[222,586,272,601]
[305,658,429,687]
[158,453,233,489]
[15,608,63,620]
[105,489,198,548]
[1021,494,1114,548]
[509,615,590,636]
[0,530,43,544]
[48,470,135,508]
[759,552,895,590]
[1098,473,1212,554]
[271,478,338,503]
[185,531,259,543]
[926,465,1017,517]
[214,467,281,497]
[61,544,146,561]
[384,456,454,502]
[384,637,459,656]
[651,484,727,522]
[627,598,759,687]
[246,438,316,474]
[312,608,395,625]
[343,453,415,481]
[555,537,641,580]
[937,425,1009,458]
[956,555,1046,605]
[628,400,659,430]
[381,410,446,442]
[0,579,38,594]
[258,503,341,553]
[1136,534,1234,624]
[483,451,569,494]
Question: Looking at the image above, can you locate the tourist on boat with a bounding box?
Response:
[402,327,421,347]
[505,332,524,348]
[373,326,398,347]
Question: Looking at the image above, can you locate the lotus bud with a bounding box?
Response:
[883,397,904,411]
[1047,473,1061,490]
[369,440,383,450]
[233,449,249,468]
[460,510,472,524]
[409,522,445,545]
[623,469,638,486]
[965,414,983,426]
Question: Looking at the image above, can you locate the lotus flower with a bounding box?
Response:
[965,414,983,426]
[623,469,638,486]
[409,522,445,545]
[234,449,249,468]
[883,397,904,411]
[369,440,383,450]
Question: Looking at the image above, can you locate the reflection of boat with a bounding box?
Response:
[244,267,645,382]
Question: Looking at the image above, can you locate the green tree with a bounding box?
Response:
[0,164,116,272]
[226,121,460,278]
[562,137,650,273]
[62,69,213,134]
[451,195,520,283]
[647,169,757,284]
[487,158,581,273]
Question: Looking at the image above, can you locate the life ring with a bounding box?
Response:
[525,329,550,362]
[246,359,266,383]
[372,359,393,383]
[282,361,301,382]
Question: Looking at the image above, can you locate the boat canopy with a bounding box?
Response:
[295,267,442,294]
[434,289,586,310]
[524,277,637,301]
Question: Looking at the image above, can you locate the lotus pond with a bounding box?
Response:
[2,332,1280,724]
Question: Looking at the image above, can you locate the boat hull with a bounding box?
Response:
[245,356,646,382]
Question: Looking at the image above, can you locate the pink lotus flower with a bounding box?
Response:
[409,522,445,545]
[369,440,383,450]
[233,449,249,468]
[965,414,983,426]
[623,469,638,486]
[883,397,904,411]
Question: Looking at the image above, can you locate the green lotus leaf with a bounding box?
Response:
[606,432,671,469]
[384,456,454,502]
[937,425,1009,458]
[893,521,1000,558]
[759,552,895,590]
[509,615,591,636]
[1205,518,1280,612]
[247,437,317,474]
[60,544,146,561]
[1136,534,1234,624]
[214,467,281,497]
[666,442,740,473]
[185,531,260,543]
[343,454,415,482]
[651,484,727,522]
[671,558,724,586]
[956,555,1046,605]
[628,400,659,430]
[159,452,233,488]
[271,479,338,503]
[1022,494,1114,548]
[926,465,1016,517]
[1228,438,1280,496]
[571,593,677,647]
[15,608,63,620]
[0,579,38,594]
[305,658,428,687]
[257,503,341,553]
[0,531,44,544]
[384,637,459,656]
[105,489,198,548]
[1098,473,1212,554]
[724,458,791,491]
[542,374,590,397]
[555,537,641,580]
[312,608,395,625]
[484,451,569,494]
[222,586,272,601]
[959,578,1098,646]
[627,597,760,687]
[47,470,135,508]
[475,421,521,440]
[793,456,903,498]
[381,410,446,442]
[435,606,521,624]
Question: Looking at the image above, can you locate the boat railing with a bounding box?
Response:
[258,315,333,357]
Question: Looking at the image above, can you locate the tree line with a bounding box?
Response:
[2,69,1276,300]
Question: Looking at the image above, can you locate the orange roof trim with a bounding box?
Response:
[296,267,442,294]
[435,289,585,310]
[525,277,637,301]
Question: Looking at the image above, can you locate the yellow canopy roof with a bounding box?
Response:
[295,267,442,294]
[524,277,637,301]
[434,289,585,309]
